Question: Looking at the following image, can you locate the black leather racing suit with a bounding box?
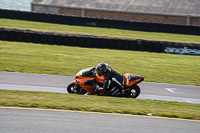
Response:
[102,67,127,96]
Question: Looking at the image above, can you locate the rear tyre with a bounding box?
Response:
[125,84,141,98]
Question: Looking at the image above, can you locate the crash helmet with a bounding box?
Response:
[96,63,108,76]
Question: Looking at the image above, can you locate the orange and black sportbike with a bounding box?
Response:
[67,67,144,98]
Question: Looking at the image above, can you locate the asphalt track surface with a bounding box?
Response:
[0,71,200,103]
[0,107,200,133]
[1,72,200,133]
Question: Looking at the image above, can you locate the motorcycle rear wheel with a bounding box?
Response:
[124,84,141,98]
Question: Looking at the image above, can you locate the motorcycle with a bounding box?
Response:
[67,67,144,98]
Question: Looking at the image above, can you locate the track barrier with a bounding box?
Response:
[0,9,200,35]
[0,28,199,55]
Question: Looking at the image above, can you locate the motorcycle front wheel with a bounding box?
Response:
[67,83,76,93]
[67,83,87,94]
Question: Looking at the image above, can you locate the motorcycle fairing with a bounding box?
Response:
[75,67,96,78]
[95,74,104,84]
[123,73,144,87]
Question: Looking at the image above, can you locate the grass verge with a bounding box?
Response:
[0,40,200,85]
[0,18,200,44]
[0,90,200,120]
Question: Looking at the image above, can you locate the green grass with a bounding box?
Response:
[0,40,200,86]
[1,18,200,119]
[0,18,200,44]
[0,90,200,120]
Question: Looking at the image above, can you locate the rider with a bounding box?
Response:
[95,63,127,96]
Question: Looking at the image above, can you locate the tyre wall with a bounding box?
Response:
[0,28,199,55]
[0,9,200,35]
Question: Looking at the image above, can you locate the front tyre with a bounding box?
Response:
[67,83,76,93]
[67,83,87,95]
